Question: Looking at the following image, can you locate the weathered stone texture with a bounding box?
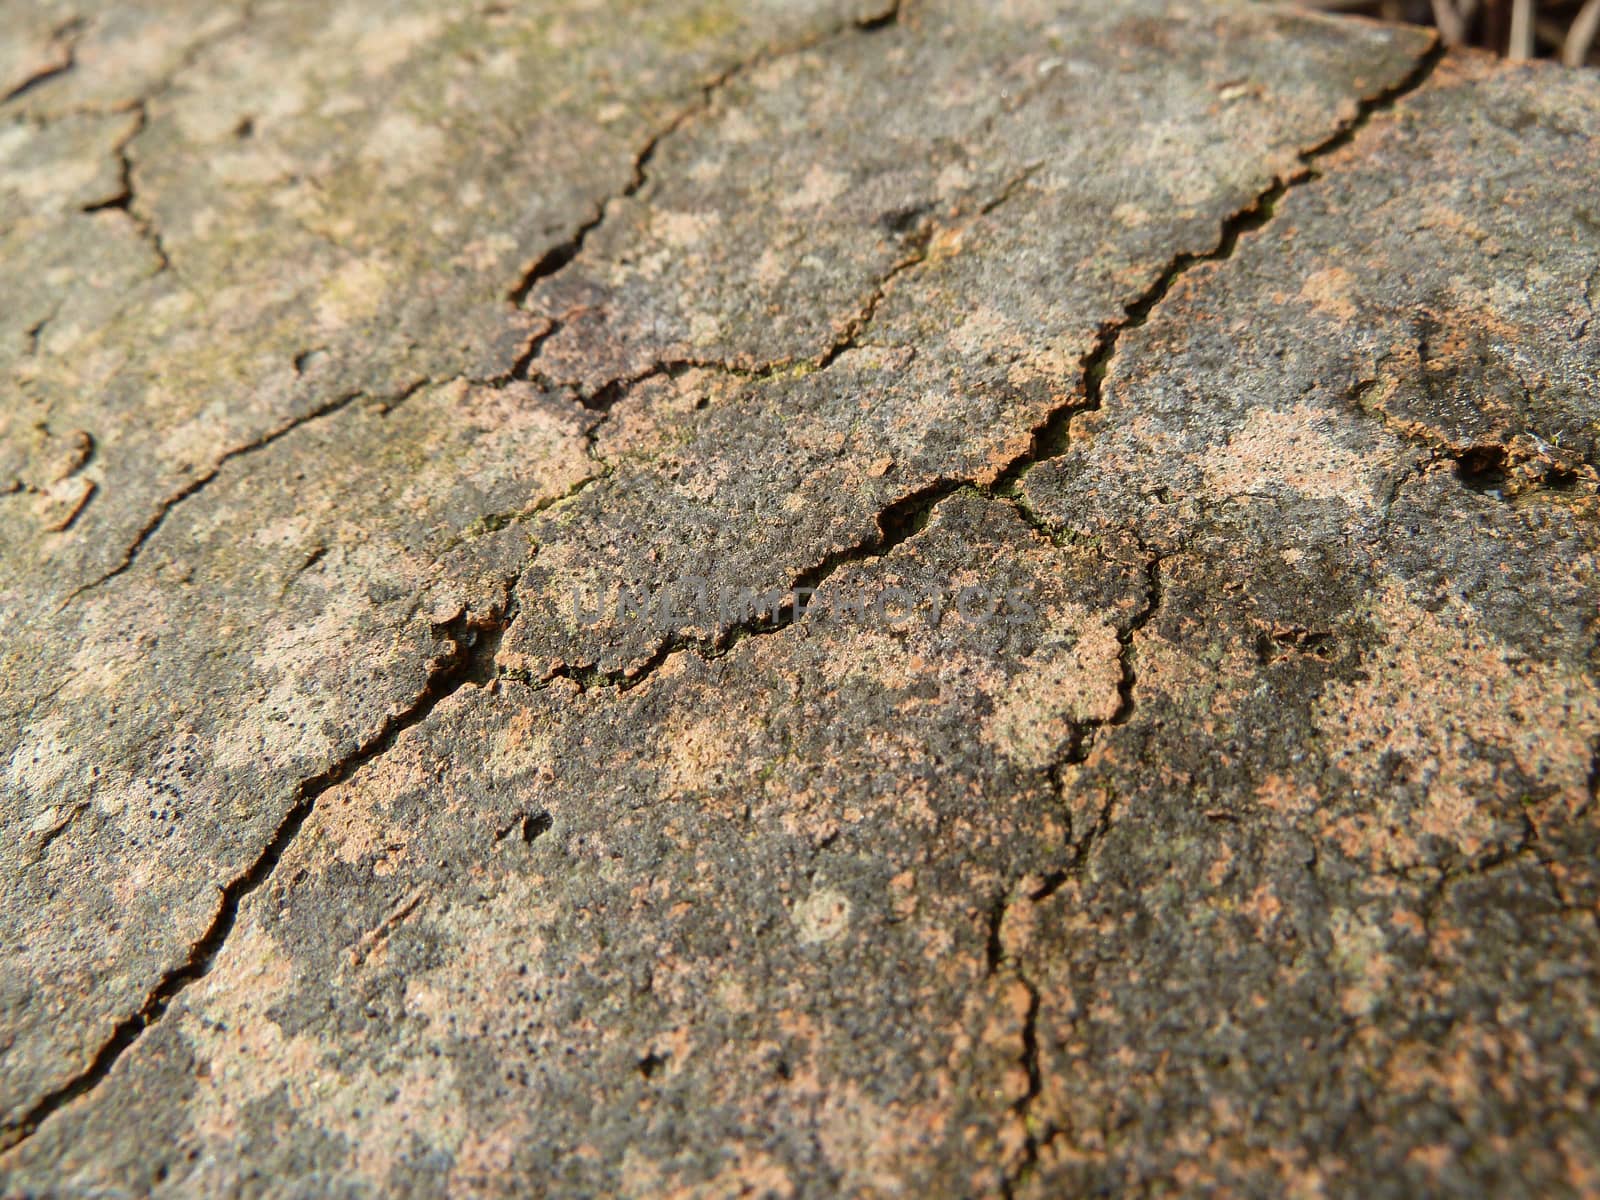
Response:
[2,0,1597,1196]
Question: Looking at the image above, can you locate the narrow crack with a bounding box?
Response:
[507,0,901,316]
[988,561,1171,1199]
[811,222,936,374]
[1581,741,1600,945]
[534,158,1042,413]
[530,477,971,696]
[24,802,90,866]
[812,161,1044,377]
[0,18,84,106]
[990,38,1445,501]
[58,380,427,612]
[441,461,611,553]
[1469,777,1600,947]
[8,2,254,119]
[981,883,1047,1200]
[1107,550,1163,728]
[347,888,428,967]
[1576,270,1596,342]
[80,102,171,273]
[1003,972,1045,1200]
[0,594,506,1152]
[984,898,1008,976]
[23,303,63,357]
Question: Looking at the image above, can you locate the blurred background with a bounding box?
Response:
[1285,0,1600,63]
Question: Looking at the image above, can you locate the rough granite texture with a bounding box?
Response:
[0,0,1596,1196]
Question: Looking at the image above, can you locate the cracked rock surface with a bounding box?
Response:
[0,0,1596,1195]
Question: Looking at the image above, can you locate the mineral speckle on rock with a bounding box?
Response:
[1,0,1596,1195]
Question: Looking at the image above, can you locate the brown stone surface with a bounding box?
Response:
[2,1,1597,1196]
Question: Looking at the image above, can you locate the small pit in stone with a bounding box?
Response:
[1453,444,1509,493]
[496,811,553,844]
[638,1051,668,1080]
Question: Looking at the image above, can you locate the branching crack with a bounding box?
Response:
[507,4,927,396]
[86,7,1437,725]
[491,38,1445,706]
[987,653,1171,1200]
[533,158,1042,414]
[13,11,1446,1156]
[480,165,1060,689]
